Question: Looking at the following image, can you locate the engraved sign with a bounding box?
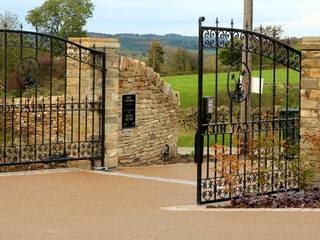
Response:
[122,94,136,128]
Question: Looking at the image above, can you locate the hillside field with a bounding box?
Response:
[163,69,300,147]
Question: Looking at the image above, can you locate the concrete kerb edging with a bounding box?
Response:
[0,167,196,186]
[0,168,82,177]
[162,205,320,212]
[88,169,197,186]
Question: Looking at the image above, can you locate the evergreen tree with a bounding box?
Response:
[148,41,164,73]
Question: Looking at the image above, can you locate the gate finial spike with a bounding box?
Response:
[272,27,276,38]
[245,22,249,30]
[4,22,7,30]
[20,23,23,31]
[199,16,205,22]
[231,19,234,28]
[198,17,205,27]
[259,25,263,33]
[215,17,219,27]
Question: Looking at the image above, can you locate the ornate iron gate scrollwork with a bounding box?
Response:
[0,28,106,169]
[227,61,251,103]
[196,17,301,204]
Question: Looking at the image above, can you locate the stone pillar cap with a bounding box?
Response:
[301,37,320,50]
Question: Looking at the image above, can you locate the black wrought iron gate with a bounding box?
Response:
[196,17,301,204]
[0,28,106,169]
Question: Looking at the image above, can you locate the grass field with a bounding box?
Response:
[164,69,300,147]
[164,69,300,109]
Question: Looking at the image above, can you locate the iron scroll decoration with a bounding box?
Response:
[17,57,40,89]
[227,61,251,103]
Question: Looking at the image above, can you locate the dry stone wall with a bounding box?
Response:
[0,97,65,145]
[66,38,179,167]
[118,56,179,166]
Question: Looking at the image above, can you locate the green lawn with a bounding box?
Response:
[179,133,232,148]
[164,69,300,147]
[164,69,300,109]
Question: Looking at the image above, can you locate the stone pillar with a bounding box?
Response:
[103,39,120,168]
[301,37,320,181]
[68,37,120,169]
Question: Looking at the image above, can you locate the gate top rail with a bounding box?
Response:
[198,17,301,72]
[0,29,106,69]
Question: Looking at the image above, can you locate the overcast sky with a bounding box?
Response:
[2,0,320,37]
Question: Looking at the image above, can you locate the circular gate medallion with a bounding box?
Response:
[17,57,40,89]
[227,62,251,103]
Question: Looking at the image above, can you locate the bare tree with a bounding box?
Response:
[0,11,20,30]
[254,25,284,39]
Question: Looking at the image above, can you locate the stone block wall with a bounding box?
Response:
[301,37,320,180]
[118,57,179,166]
[0,96,66,146]
[66,38,179,168]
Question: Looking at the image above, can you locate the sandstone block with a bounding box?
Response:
[310,90,320,99]
[301,99,318,109]
[301,78,319,89]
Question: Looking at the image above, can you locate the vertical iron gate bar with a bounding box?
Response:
[41,97,45,145]
[11,98,14,147]
[56,97,59,143]
[298,56,302,188]
[250,112,254,172]
[243,30,249,193]
[78,46,82,158]
[3,28,7,163]
[206,132,209,178]
[85,96,88,142]
[285,47,290,189]
[196,17,205,204]
[237,113,241,184]
[34,32,39,161]
[214,26,219,201]
[98,96,102,150]
[221,114,226,198]
[271,39,276,192]
[71,96,74,143]
[63,41,67,157]
[91,51,96,167]
[19,29,23,163]
[49,36,53,158]
[27,98,30,144]
[257,33,263,193]
[229,25,234,199]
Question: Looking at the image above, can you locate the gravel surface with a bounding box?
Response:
[0,168,320,240]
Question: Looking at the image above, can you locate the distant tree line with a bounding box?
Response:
[147,25,302,76]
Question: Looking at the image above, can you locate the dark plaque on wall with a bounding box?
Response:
[122,94,136,128]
